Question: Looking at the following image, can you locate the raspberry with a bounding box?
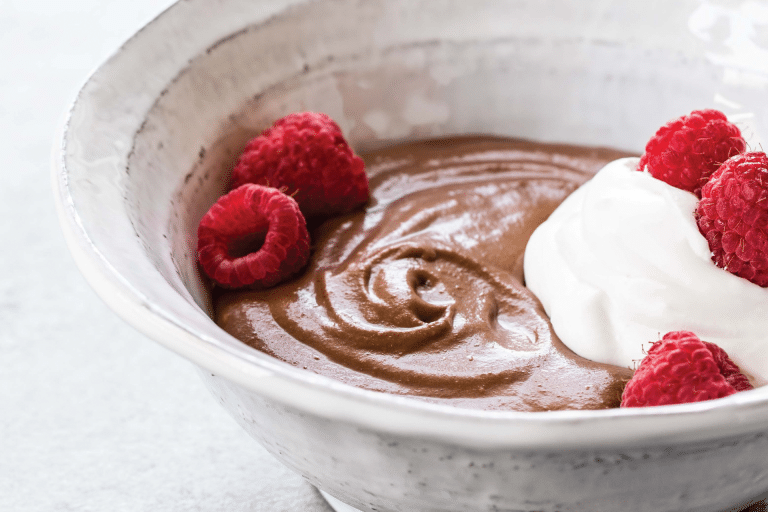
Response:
[231,112,369,218]
[696,152,768,286]
[637,109,746,197]
[197,184,310,289]
[706,339,754,392]
[621,331,753,408]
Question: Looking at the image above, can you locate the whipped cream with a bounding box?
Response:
[524,157,768,386]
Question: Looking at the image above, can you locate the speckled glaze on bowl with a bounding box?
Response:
[54,0,768,510]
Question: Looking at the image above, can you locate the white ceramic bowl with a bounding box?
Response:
[55,1,768,510]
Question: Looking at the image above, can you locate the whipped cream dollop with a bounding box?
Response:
[524,157,768,386]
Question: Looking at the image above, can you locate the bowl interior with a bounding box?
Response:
[128,0,768,316]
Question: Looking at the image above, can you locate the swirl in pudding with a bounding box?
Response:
[214,136,634,411]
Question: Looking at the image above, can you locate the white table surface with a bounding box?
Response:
[0,1,332,510]
[1,1,766,511]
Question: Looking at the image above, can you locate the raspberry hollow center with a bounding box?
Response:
[228,231,267,259]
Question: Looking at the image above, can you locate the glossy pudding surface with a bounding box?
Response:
[215,136,635,411]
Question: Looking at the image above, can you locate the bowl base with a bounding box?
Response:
[316,488,768,512]
[320,490,363,512]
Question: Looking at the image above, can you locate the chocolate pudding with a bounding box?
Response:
[214,136,635,411]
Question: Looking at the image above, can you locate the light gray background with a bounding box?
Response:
[0,1,765,511]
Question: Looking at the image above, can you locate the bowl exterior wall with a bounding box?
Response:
[200,369,768,512]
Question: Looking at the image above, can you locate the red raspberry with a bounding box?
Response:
[696,152,768,287]
[637,109,746,197]
[621,331,753,408]
[231,112,369,218]
[197,184,310,289]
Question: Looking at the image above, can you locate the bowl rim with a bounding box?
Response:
[53,0,768,449]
